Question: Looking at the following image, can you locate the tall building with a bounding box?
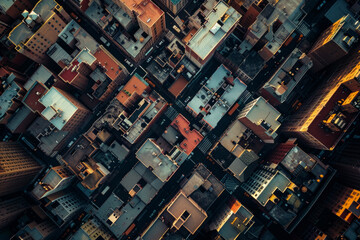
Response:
[11,220,58,240]
[283,83,360,150]
[159,0,188,14]
[114,0,165,41]
[260,48,313,106]
[242,165,290,207]
[237,97,281,144]
[0,195,30,229]
[242,0,306,61]
[141,164,224,239]
[208,197,255,240]
[0,142,43,197]
[115,73,150,109]
[0,67,27,124]
[42,190,85,227]
[283,45,360,150]
[326,182,360,223]
[38,87,91,132]
[8,0,71,64]
[0,0,34,23]
[330,133,360,190]
[186,64,247,129]
[70,218,112,240]
[31,166,74,200]
[186,1,241,67]
[308,15,360,73]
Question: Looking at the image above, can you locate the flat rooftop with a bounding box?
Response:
[121,0,164,28]
[240,97,281,137]
[59,20,99,53]
[248,0,304,41]
[27,117,69,155]
[142,218,168,240]
[219,204,254,239]
[187,64,247,128]
[0,79,22,120]
[170,114,203,153]
[238,50,264,80]
[8,0,57,45]
[123,93,167,144]
[23,82,48,113]
[93,46,123,81]
[105,0,132,29]
[219,119,248,156]
[59,48,96,83]
[116,28,151,58]
[307,86,358,150]
[261,48,312,104]
[136,139,178,182]
[281,146,316,174]
[0,0,15,12]
[6,106,34,133]
[39,87,78,130]
[167,191,207,234]
[326,15,359,52]
[257,171,290,206]
[120,162,165,204]
[47,43,73,66]
[62,137,95,173]
[94,193,147,238]
[187,1,241,60]
[181,164,225,210]
[116,73,149,106]
[169,75,188,97]
[24,65,53,91]
[228,149,259,182]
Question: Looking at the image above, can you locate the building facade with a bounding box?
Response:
[0,195,30,229]
[308,15,360,73]
[8,0,71,64]
[159,0,188,14]
[0,142,43,197]
[31,166,74,200]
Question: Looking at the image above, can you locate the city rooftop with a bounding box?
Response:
[187,1,241,61]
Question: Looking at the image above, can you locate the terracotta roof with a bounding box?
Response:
[23,82,47,113]
[168,75,188,97]
[171,114,203,154]
[116,74,149,106]
[93,47,122,81]
[121,0,163,27]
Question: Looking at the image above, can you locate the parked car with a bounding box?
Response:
[172,25,181,33]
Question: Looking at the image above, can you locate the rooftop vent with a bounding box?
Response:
[22,10,29,18]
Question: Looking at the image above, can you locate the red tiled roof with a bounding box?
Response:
[23,82,47,113]
[308,86,359,149]
[171,114,203,153]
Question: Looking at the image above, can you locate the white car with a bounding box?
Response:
[125,59,134,67]
[172,25,181,33]
[158,39,165,46]
[146,56,153,63]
